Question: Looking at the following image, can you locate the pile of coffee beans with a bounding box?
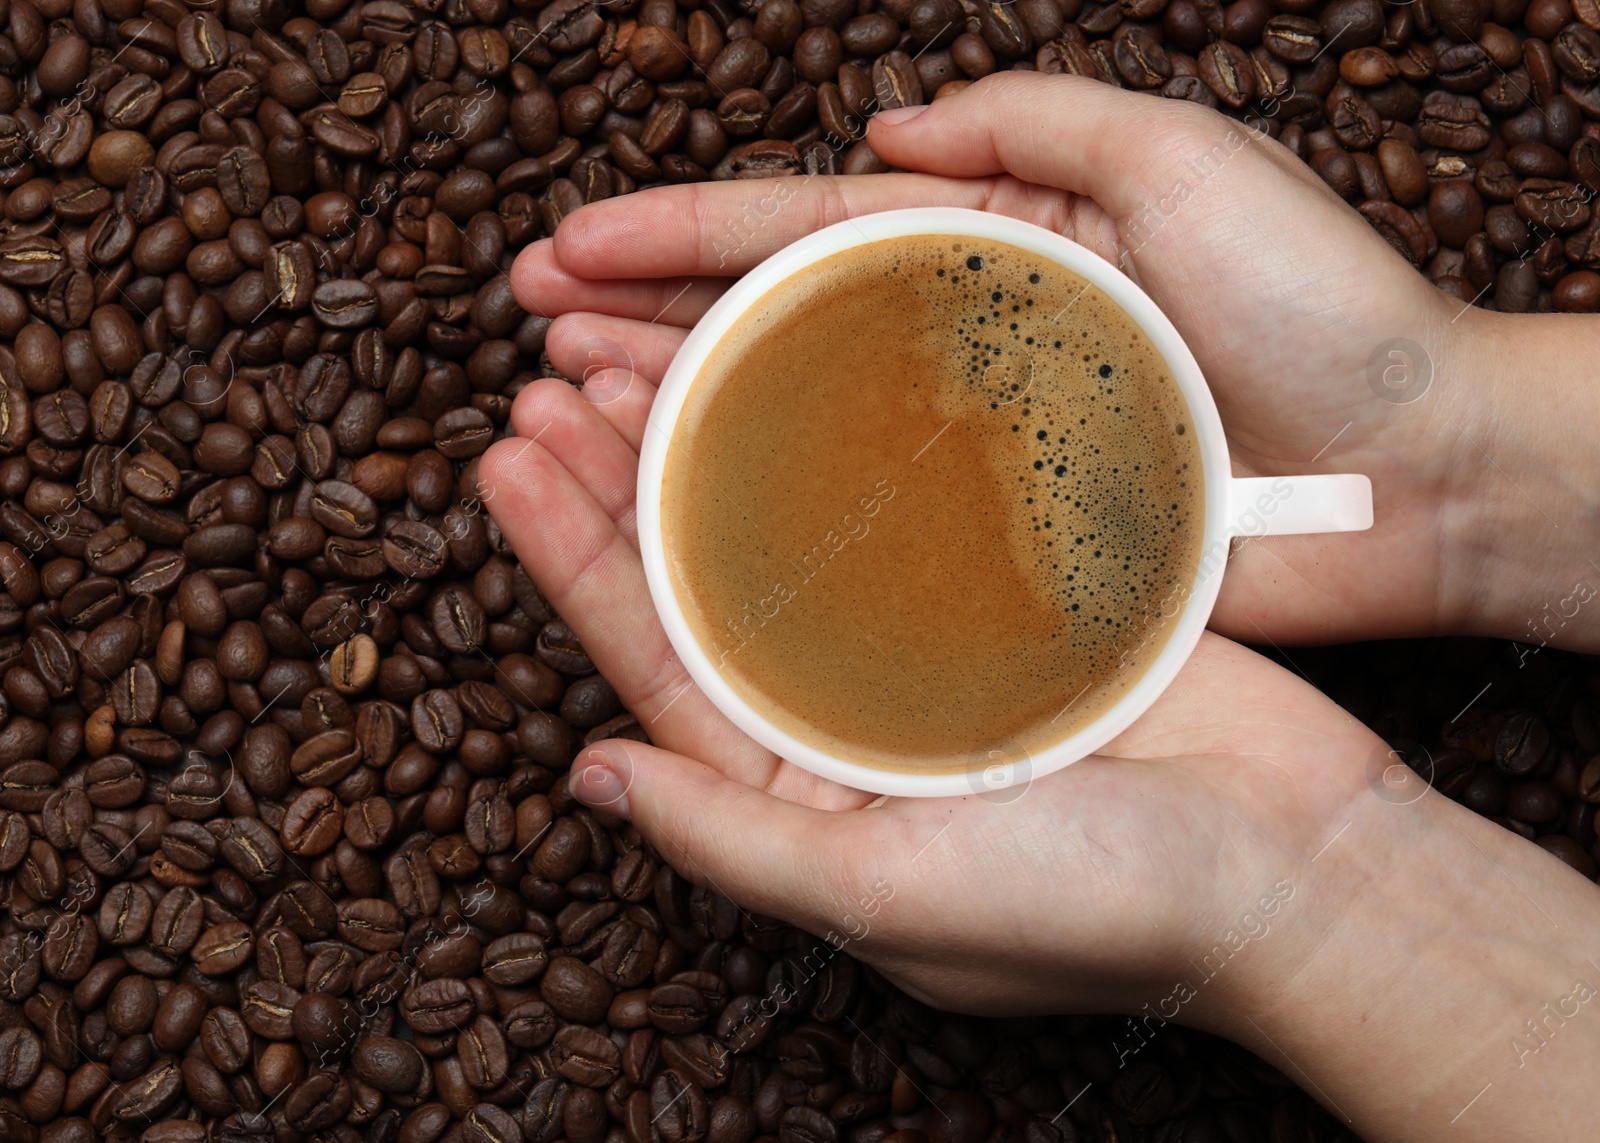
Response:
[1038,0,1600,312]
[0,0,1592,1142]
[1298,636,1600,885]
[1148,0,1600,312]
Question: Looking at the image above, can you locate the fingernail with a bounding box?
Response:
[875,105,927,126]
[572,744,634,818]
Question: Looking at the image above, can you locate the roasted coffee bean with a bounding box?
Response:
[282,788,345,855]
[652,1072,709,1143]
[551,1025,623,1087]
[463,1105,520,1143]
[412,689,465,753]
[1496,712,1551,775]
[283,1070,354,1131]
[192,921,254,975]
[312,281,380,330]
[353,1035,425,1094]
[221,817,285,882]
[542,956,614,1023]
[1361,200,1431,263]
[431,584,487,653]
[458,1015,509,1089]
[1418,91,1493,151]
[1198,41,1256,106]
[0,1028,41,1088]
[401,978,474,1034]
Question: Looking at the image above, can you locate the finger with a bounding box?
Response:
[547,313,688,384]
[550,172,1001,278]
[510,239,726,325]
[866,73,1246,220]
[505,379,641,544]
[579,367,657,455]
[570,741,883,927]
[509,367,656,461]
[479,436,775,780]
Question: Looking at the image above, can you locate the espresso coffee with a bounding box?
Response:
[662,234,1204,774]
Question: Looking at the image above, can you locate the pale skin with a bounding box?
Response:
[480,73,1600,1142]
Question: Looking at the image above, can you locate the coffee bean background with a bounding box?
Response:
[0,0,1594,1141]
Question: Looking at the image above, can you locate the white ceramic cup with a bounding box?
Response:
[636,208,1373,798]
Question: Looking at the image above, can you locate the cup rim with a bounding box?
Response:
[636,207,1234,798]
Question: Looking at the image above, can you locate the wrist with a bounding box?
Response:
[1440,309,1600,652]
[1195,780,1600,1141]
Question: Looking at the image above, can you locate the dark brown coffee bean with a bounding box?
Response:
[475,932,545,987]
[402,977,474,1034]
[80,822,136,877]
[411,689,465,753]
[0,1028,41,1089]
[199,1008,251,1075]
[463,1105,520,1143]
[41,913,96,982]
[1555,269,1600,311]
[1517,179,1592,232]
[647,982,711,1035]
[220,817,285,882]
[191,921,253,975]
[551,1026,622,1088]
[312,280,380,330]
[543,957,613,1024]
[354,1035,425,1094]
[282,787,345,856]
[98,881,153,946]
[458,1015,509,1089]
[307,480,377,538]
[1419,91,1493,151]
[150,886,204,956]
[1361,199,1431,263]
[284,1070,354,1131]
[1199,40,1256,106]
[652,1072,709,1143]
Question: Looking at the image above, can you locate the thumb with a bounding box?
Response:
[568,741,882,934]
[867,71,1262,222]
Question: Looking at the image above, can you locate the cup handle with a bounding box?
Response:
[1225,475,1373,537]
